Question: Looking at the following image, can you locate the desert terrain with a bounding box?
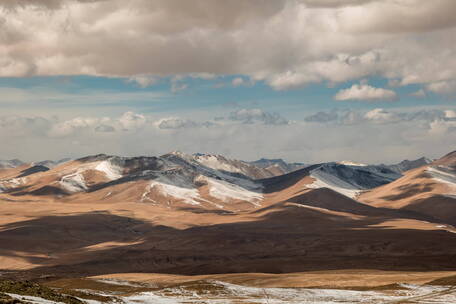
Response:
[1,151,456,303]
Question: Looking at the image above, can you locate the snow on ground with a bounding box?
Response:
[0,177,26,193]
[338,160,368,167]
[117,281,456,304]
[426,166,456,194]
[308,168,361,198]
[148,175,201,205]
[94,278,148,287]
[207,168,262,192]
[198,176,263,206]
[6,293,65,304]
[59,172,88,193]
[95,160,123,180]
[5,281,456,304]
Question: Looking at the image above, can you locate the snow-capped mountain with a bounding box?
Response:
[360,150,456,225]
[382,157,432,173]
[250,158,307,176]
[0,152,264,210]
[192,153,278,179]
[305,162,401,198]
[0,152,445,206]
[0,159,24,169]
[2,150,456,278]
[34,158,72,169]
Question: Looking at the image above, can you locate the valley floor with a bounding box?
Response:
[3,270,456,304]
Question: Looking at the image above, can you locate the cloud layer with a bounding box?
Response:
[0,0,456,93]
[1,107,455,164]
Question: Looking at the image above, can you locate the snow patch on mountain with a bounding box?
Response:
[426,166,456,193]
[148,175,201,205]
[95,160,123,180]
[338,161,367,167]
[0,159,24,169]
[193,154,243,174]
[308,169,361,198]
[0,177,27,193]
[59,172,88,193]
[199,176,263,206]
[384,157,432,173]
[307,163,401,198]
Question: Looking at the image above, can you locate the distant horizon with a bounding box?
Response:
[2,148,449,167]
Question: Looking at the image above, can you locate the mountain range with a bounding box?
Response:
[0,150,454,279]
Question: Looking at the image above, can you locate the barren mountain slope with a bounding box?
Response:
[359,150,456,225]
[0,151,455,280]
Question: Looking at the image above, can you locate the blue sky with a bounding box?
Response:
[1,75,452,118]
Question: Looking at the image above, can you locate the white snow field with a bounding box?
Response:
[308,168,362,198]
[199,176,263,206]
[59,172,88,193]
[94,160,123,180]
[427,166,456,194]
[9,280,456,304]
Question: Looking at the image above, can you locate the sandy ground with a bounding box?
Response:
[89,270,456,288]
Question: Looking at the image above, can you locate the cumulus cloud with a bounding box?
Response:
[127,75,158,88]
[49,117,113,137]
[303,108,452,125]
[425,80,456,95]
[429,119,456,136]
[95,124,115,132]
[1,108,456,164]
[119,112,147,131]
[231,77,253,87]
[445,110,456,119]
[156,117,199,129]
[364,108,401,124]
[409,89,426,98]
[232,77,245,87]
[0,115,54,136]
[304,111,338,123]
[334,83,397,101]
[47,111,148,137]
[228,109,289,125]
[0,0,455,92]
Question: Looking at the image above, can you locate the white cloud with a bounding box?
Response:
[445,110,456,119]
[334,83,397,101]
[429,119,456,136]
[426,80,456,95]
[232,77,245,87]
[156,117,199,129]
[303,108,452,125]
[48,117,113,137]
[304,111,338,123]
[0,1,455,92]
[364,108,400,124]
[409,89,426,98]
[119,111,147,130]
[1,108,456,163]
[228,109,289,125]
[127,75,158,88]
[0,115,53,136]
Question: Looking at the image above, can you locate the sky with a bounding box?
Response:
[1,0,456,164]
